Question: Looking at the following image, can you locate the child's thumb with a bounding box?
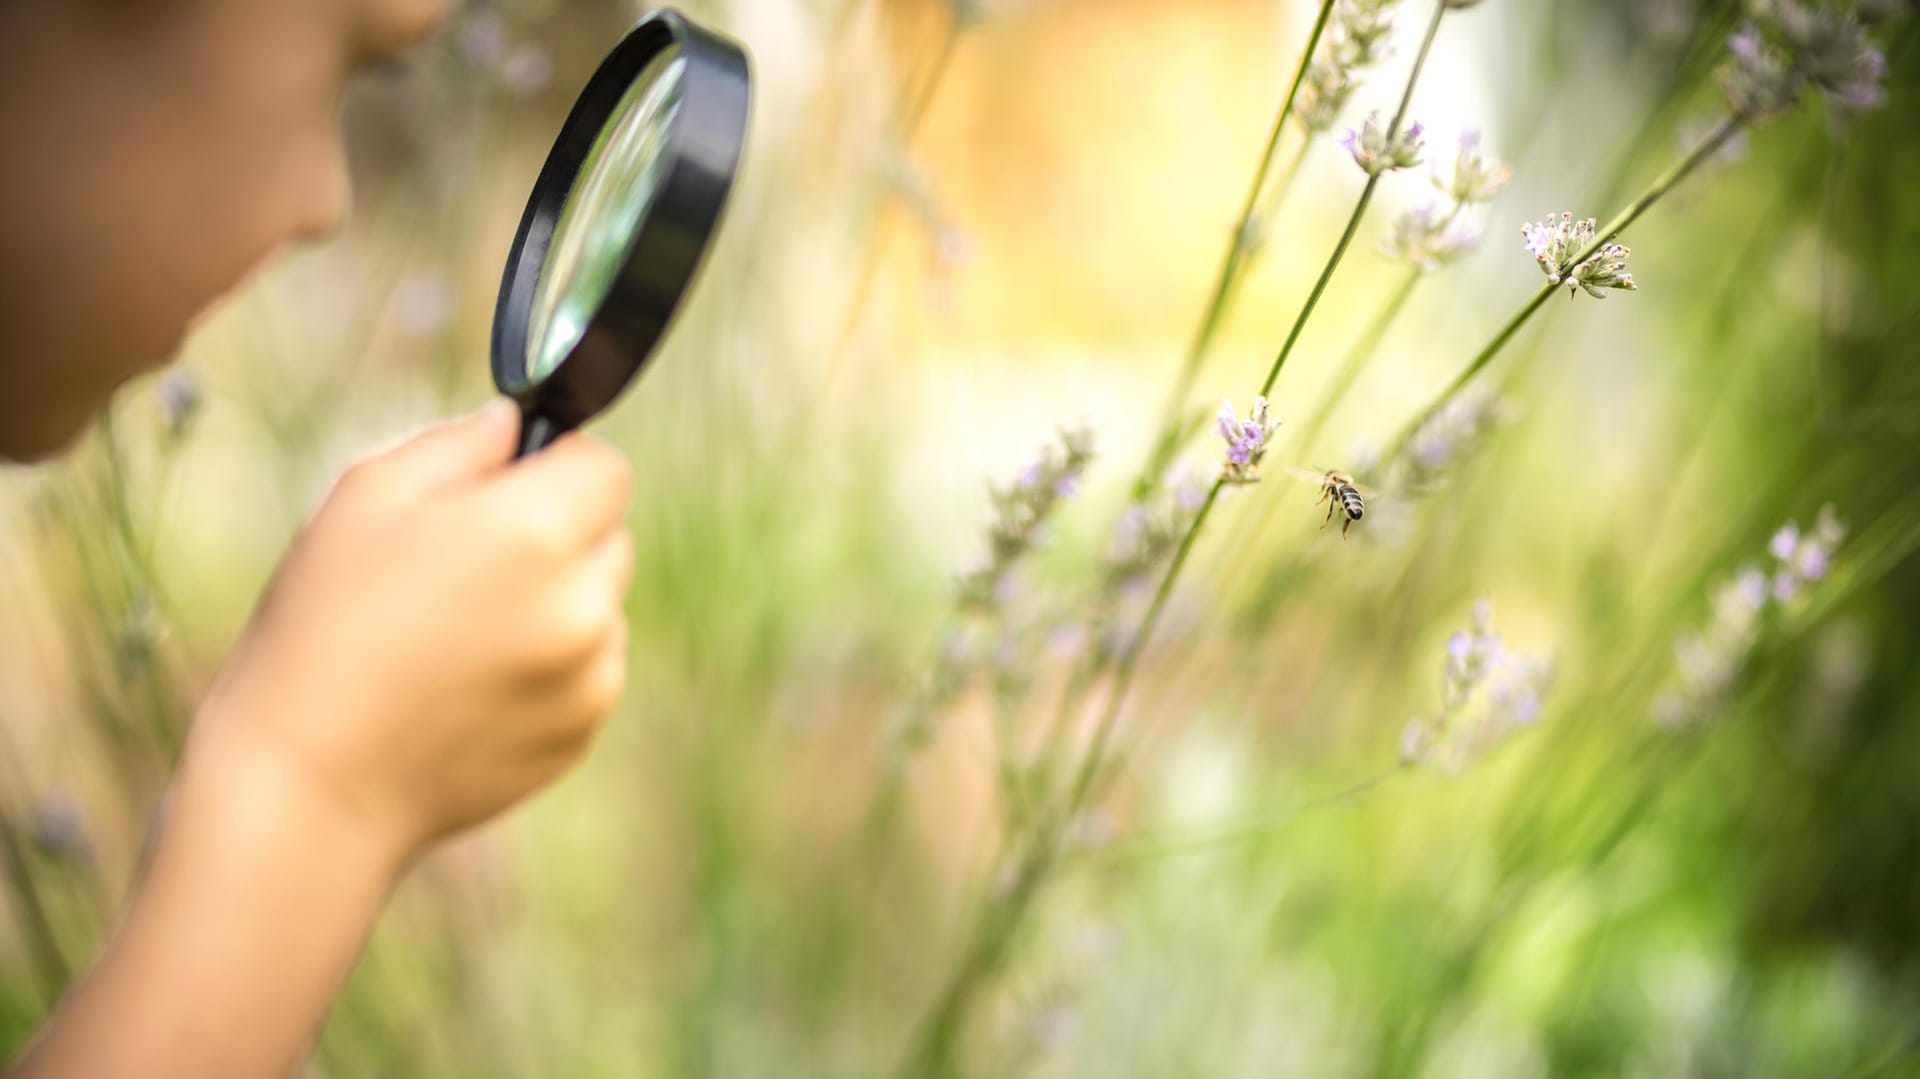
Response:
[374,398,521,496]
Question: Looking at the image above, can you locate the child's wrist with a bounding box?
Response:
[179,699,415,889]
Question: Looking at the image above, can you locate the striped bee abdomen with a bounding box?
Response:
[1336,485,1364,520]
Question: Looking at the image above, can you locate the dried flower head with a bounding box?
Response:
[1433,130,1512,204]
[1342,112,1425,176]
[1382,203,1482,271]
[1521,212,1638,298]
[1217,397,1281,485]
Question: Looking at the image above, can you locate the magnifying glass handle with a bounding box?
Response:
[515,410,566,458]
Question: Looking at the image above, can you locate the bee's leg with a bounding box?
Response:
[1341,516,1352,538]
[1320,497,1335,529]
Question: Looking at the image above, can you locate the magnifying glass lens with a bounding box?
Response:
[525,48,689,381]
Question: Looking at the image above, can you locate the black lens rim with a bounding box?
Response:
[490,8,751,445]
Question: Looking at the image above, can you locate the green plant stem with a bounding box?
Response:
[1136,0,1338,491]
[1376,111,1750,468]
[1260,136,1315,230]
[898,7,1449,1069]
[1066,0,1447,784]
[0,801,70,1005]
[1091,764,1407,867]
[1044,0,1446,913]
[812,14,965,415]
[1259,0,1445,404]
[1293,265,1423,458]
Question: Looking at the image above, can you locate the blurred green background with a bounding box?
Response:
[4,0,1919,1074]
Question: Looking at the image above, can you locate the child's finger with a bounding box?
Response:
[586,526,635,599]
[369,399,520,498]
[486,434,633,550]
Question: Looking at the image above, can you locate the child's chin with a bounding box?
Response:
[0,410,93,463]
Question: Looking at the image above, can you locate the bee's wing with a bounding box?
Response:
[1282,466,1329,487]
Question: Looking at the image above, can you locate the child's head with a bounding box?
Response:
[0,0,455,460]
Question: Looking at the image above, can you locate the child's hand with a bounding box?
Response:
[190,400,634,867]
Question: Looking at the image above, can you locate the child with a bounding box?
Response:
[1,2,635,1074]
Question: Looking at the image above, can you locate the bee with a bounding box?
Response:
[1286,467,1369,537]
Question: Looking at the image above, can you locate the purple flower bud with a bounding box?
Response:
[1447,631,1472,662]
[1796,545,1830,581]
[1770,524,1800,562]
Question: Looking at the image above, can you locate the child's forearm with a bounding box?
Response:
[10,717,404,1079]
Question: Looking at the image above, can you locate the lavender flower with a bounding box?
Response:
[1522,212,1638,298]
[453,6,552,98]
[1771,1,1889,108]
[501,45,553,96]
[115,591,165,678]
[1432,130,1512,205]
[155,368,201,444]
[456,9,510,68]
[1654,506,1847,729]
[1397,392,1512,492]
[31,795,91,864]
[1293,0,1403,133]
[1342,112,1426,176]
[1721,4,1892,118]
[904,423,1099,747]
[1382,203,1482,271]
[1721,22,1805,118]
[956,422,1099,613]
[1217,397,1281,485]
[1295,61,1357,134]
[1104,470,1207,595]
[1402,598,1553,769]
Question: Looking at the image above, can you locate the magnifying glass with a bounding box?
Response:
[491,9,751,457]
